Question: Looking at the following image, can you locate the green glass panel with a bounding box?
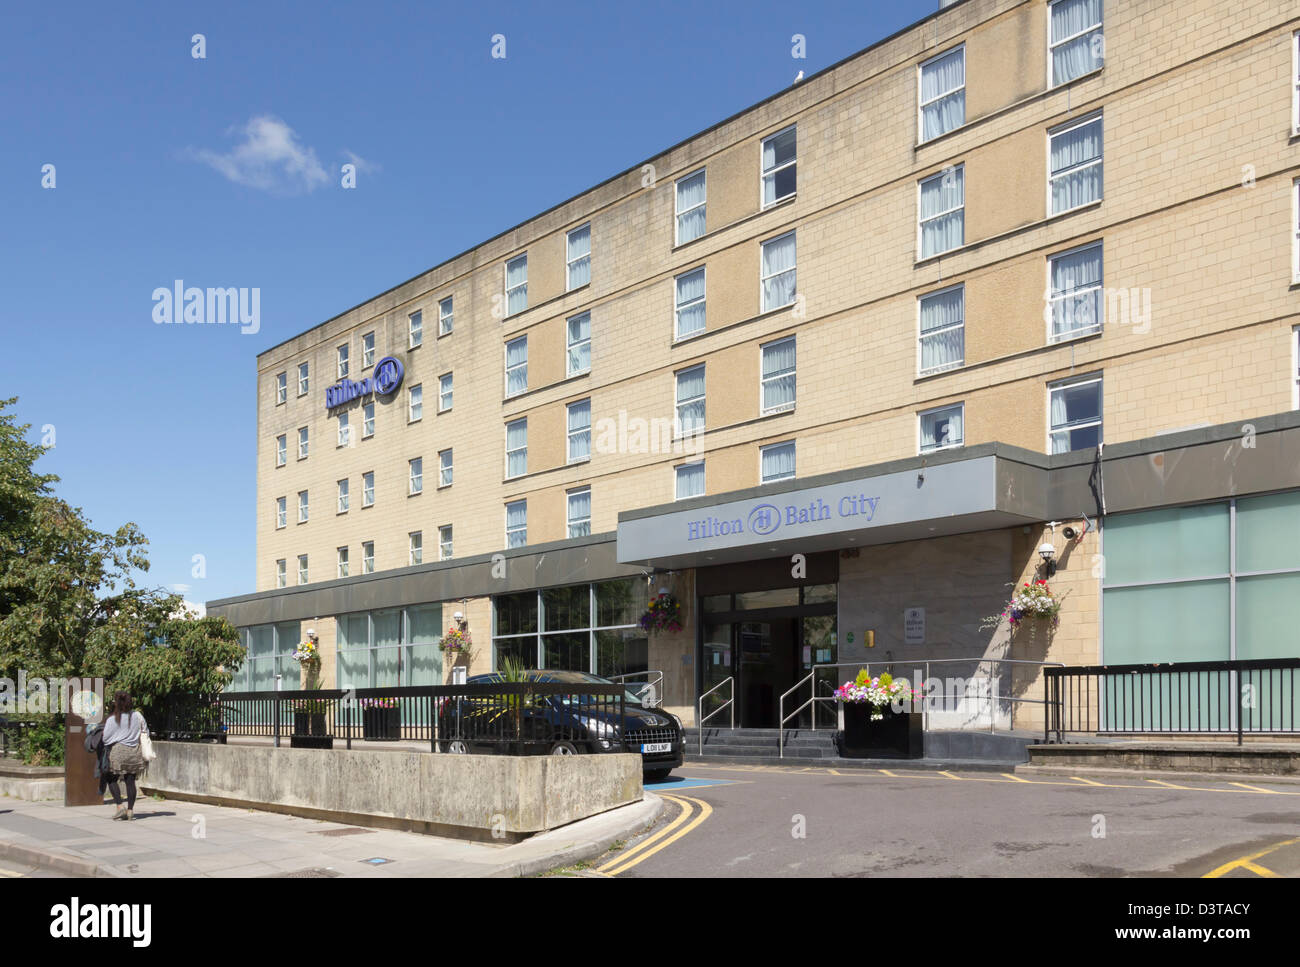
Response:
[338,613,369,648]
[1236,573,1300,660]
[543,632,590,671]
[1102,503,1228,586]
[594,578,648,627]
[543,585,589,631]
[247,625,273,658]
[274,621,301,657]
[494,637,536,670]
[595,629,648,677]
[495,592,537,636]
[407,604,442,643]
[408,643,442,687]
[1237,491,1300,573]
[337,648,370,690]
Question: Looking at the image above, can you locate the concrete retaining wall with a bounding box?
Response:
[1028,743,1300,776]
[143,742,643,840]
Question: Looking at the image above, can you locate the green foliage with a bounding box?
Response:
[10,715,64,766]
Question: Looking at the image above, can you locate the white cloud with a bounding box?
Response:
[189,115,330,194]
[342,149,379,174]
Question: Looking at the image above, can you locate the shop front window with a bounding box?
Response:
[492,578,648,677]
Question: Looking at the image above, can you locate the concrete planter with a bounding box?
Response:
[839,707,923,759]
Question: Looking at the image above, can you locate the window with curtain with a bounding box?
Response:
[408,384,422,422]
[276,559,286,588]
[567,400,591,463]
[362,541,374,573]
[505,336,528,396]
[675,267,706,338]
[567,312,591,376]
[918,285,965,375]
[237,621,301,693]
[362,331,374,367]
[409,310,422,348]
[1049,242,1103,341]
[676,170,706,243]
[567,487,592,538]
[676,365,706,434]
[506,500,527,548]
[337,343,349,379]
[1050,114,1103,214]
[298,490,308,523]
[336,605,444,690]
[1048,376,1102,453]
[1050,0,1103,87]
[439,296,453,335]
[506,254,528,314]
[298,362,309,395]
[363,402,374,437]
[337,411,350,447]
[1294,181,1300,282]
[298,426,309,459]
[919,166,964,258]
[409,457,422,495]
[506,419,528,478]
[439,525,453,561]
[337,546,349,578]
[439,449,453,487]
[761,126,796,206]
[675,461,705,500]
[362,471,374,506]
[919,403,964,453]
[761,441,796,483]
[276,496,286,528]
[276,372,286,404]
[408,532,422,566]
[297,555,308,585]
[761,233,797,311]
[567,224,591,290]
[276,434,286,466]
[761,337,796,413]
[439,373,453,411]
[337,478,349,513]
[919,46,965,142]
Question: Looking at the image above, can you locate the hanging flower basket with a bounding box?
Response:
[981,580,1065,640]
[440,626,472,653]
[638,592,683,634]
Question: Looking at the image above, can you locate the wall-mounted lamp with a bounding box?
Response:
[1038,541,1057,578]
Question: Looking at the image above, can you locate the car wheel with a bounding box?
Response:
[445,738,469,754]
[644,768,673,781]
[549,740,579,756]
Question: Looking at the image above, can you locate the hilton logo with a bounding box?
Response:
[325,355,403,409]
[685,495,881,543]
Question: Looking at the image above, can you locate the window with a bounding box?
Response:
[1294,33,1300,135]
[1049,375,1103,453]
[567,224,591,290]
[337,478,349,513]
[1049,0,1104,87]
[297,555,308,586]
[337,411,350,447]
[362,541,374,574]
[409,457,423,495]
[676,365,705,434]
[362,331,375,368]
[506,419,528,478]
[1295,327,1300,408]
[297,362,309,396]
[760,441,796,483]
[276,496,286,529]
[275,434,286,467]
[409,384,423,422]
[761,337,796,414]
[337,546,350,579]
[276,559,286,588]
[567,400,591,463]
[675,267,706,339]
[918,284,965,375]
[505,336,528,396]
[1048,242,1104,342]
[506,254,528,315]
[676,170,706,244]
[362,471,375,507]
[567,487,592,538]
[298,491,309,523]
[439,373,453,412]
[439,525,453,561]
[760,232,797,312]
[337,343,349,379]
[919,46,965,142]
[1050,113,1103,214]
[409,532,423,566]
[439,296,454,336]
[761,125,796,206]
[919,403,965,453]
[506,500,527,548]
[567,312,591,376]
[357,404,372,441]
[439,448,453,487]
[297,426,309,459]
[919,166,964,258]
[1294,180,1300,283]
[675,461,705,500]
[409,309,423,348]
[276,372,287,404]
[336,604,444,689]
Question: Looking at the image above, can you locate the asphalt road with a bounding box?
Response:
[598,763,1300,878]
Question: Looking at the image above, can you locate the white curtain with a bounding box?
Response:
[506,501,527,546]
[409,457,422,492]
[675,463,704,500]
[761,234,797,310]
[568,401,591,460]
[1051,245,1103,338]
[762,128,796,205]
[919,287,965,372]
[567,225,590,289]
[920,168,964,257]
[761,443,796,482]
[1049,387,1072,454]
[1051,0,1103,84]
[373,609,401,687]
[567,313,591,372]
[762,340,796,410]
[506,337,528,395]
[507,420,528,477]
[567,490,591,536]
[921,48,965,140]
[1051,118,1102,211]
[922,407,963,450]
[506,257,528,313]
[676,269,706,336]
[676,367,705,432]
[677,171,706,242]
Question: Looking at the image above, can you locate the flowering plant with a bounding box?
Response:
[638,592,683,634]
[288,697,330,714]
[833,671,921,721]
[358,697,399,710]
[440,626,471,652]
[293,639,321,665]
[293,639,324,691]
[982,580,1064,639]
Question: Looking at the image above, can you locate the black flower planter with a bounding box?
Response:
[290,712,333,749]
[838,705,923,759]
[362,706,400,741]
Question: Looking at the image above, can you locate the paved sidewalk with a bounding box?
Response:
[0,793,663,878]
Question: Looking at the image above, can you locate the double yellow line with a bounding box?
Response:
[596,794,712,876]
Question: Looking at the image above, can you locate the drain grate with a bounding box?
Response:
[312,827,376,837]
[264,867,342,878]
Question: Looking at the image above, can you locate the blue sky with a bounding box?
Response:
[0,0,941,603]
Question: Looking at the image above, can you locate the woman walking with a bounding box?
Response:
[102,691,148,821]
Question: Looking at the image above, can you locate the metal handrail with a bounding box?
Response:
[696,677,734,755]
[608,670,664,707]
[778,672,815,758]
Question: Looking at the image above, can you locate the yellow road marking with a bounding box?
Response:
[939,771,962,780]
[595,795,694,873]
[1147,779,1191,790]
[1001,773,1031,783]
[826,769,842,776]
[879,769,897,777]
[1230,782,1281,794]
[1203,836,1300,879]
[1071,776,1105,786]
[0,868,21,878]
[603,794,713,876]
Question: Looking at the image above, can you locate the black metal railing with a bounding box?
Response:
[165,683,627,754]
[1044,659,1300,745]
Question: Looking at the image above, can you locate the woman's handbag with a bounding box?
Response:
[138,721,157,763]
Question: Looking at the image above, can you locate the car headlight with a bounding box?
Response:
[578,716,616,737]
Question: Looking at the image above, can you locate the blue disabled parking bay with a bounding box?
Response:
[645,777,738,790]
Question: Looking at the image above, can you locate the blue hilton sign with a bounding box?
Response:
[325,355,403,409]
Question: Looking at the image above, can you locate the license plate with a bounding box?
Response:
[641,742,672,754]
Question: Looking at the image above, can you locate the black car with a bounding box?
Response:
[437,670,683,780]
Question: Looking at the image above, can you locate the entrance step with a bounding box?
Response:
[684,727,1036,764]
